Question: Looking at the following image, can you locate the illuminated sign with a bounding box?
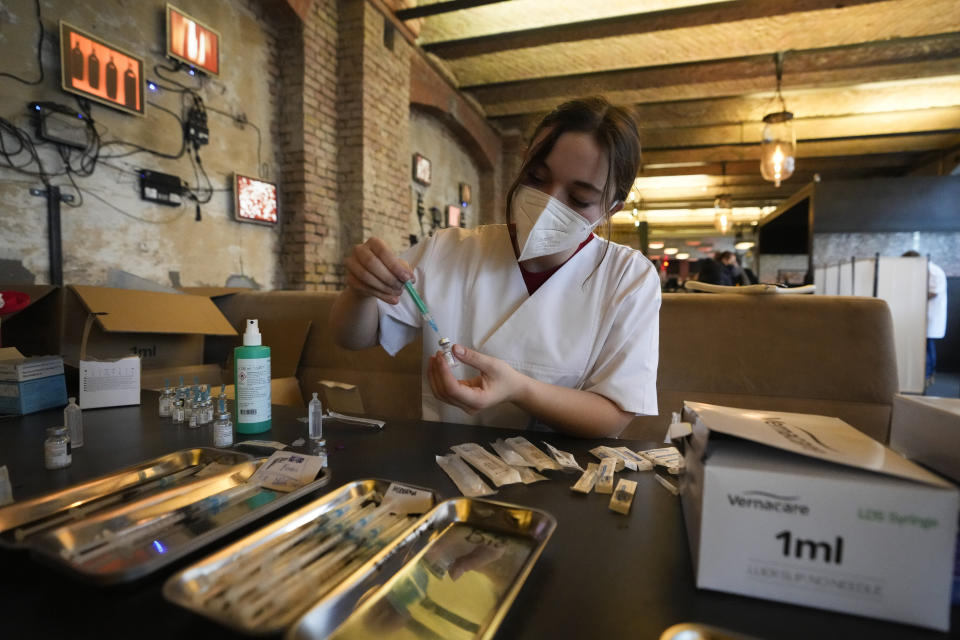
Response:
[59,21,144,116]
[166,5,220,76]
[235,174,279,225]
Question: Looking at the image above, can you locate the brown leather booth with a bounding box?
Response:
[213,291,899,443]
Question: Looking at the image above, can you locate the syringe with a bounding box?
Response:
[403,280,439,333]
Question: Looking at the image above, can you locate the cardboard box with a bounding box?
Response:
[890,394,960,483]
[0,348,67,415]
[0,285,237,370]
[677,401,959,631]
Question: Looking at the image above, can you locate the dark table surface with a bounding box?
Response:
[0,392,956,640]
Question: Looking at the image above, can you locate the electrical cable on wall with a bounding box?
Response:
[0,0,44,86]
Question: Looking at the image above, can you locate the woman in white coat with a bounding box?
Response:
[329,97,660,438]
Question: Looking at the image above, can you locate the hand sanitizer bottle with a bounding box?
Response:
[308,392,323,441]
[64,397,83,448]
[234,319,271,434]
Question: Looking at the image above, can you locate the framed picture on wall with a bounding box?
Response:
[60,21,145,116]
[412,153,431,186]
[446,205,460,228]
[459,183,471,206]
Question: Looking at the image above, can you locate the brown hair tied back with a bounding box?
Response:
[505,97,643,282]
[506,96,642,225]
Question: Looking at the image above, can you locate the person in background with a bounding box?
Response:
[719,251,751,286]
[903,251,948,387]
[696,252,732,285]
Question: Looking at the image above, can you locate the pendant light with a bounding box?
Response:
[760,52,796,188]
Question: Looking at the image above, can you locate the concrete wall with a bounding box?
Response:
[814,231,960,277]
[0,0,287,288]
[409,107,482,237]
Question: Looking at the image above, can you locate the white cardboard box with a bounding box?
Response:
[79,356,141,409]
[678,401,959,631]
[890,394,960,484]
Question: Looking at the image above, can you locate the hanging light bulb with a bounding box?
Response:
[714,194,732,235]
[760,52,796,188]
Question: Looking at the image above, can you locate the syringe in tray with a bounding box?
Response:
[64,483,263,563]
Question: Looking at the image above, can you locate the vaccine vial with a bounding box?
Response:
[64,397,83,448]
[438,338,459,370]
[308,392,323,441]
[159,379,174,418]
[173,394,185,424]
[44,426,72,470]
[213,397,233,447]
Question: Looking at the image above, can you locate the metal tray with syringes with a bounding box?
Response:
[0,447,253,549]
[163,479,440,635]
[287,498,557,640]
[0,448,331,584]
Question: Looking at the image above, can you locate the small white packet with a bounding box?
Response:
[609,478,638,515]
[248,451,325,492]
[504,436,560,472]
[0,466,12,506]
[639,447,684,473]
[595,457,618,494]
[654,473,680,495]
[516,466,548,484]
[436,454,496,497]
[589,446,628,471]
[571,462,599,494]
[491,438,533,467]
[381,482,434,515]
[450,443,522,486]
[613,447,653,471]
[543,442,583,472]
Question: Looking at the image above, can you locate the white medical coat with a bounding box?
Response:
[928,261,947,339]
[376,225,661,428]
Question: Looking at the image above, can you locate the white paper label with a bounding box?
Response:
[237,357,271,424]
[382,483,434,515]
[248,451,322,492]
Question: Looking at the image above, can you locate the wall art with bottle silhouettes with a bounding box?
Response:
[60,21,145,116]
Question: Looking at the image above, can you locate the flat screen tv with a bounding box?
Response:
[234,174,278,225]
[59,21,145,116]
[166,4,220,76]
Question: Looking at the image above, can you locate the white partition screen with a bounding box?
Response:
[824,265,840,296]
[876,256,928,394]
[838,261,854,296]
[852,258,876,297]
[813,267,826,294]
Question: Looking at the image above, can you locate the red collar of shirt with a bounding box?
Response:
[516,233,595,295]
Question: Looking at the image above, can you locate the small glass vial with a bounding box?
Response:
[188,390,201,429]
[213,398,233,447]
[64,397,83,448]
[308,392,323,441]
[44,426,72,470]
[438,338,459,370]
[159,379,174,418]
[309,438,328,469]
[172,393,185,424]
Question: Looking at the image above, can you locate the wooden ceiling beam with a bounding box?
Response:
[470,34,960,116]
[641,133,960,165]
[640,106,960,150]
[422,0,888,58]
[397,0,510,21]
[493,75,960,132]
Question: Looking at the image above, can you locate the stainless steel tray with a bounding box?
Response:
[0,447,253,549]
[288,498,557,640]
[23,459,330,584]
[163,478,439,635]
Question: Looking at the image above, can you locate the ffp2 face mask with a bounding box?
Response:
[512,185,601,262]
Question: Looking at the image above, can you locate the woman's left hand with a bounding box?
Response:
[427,344,525,415]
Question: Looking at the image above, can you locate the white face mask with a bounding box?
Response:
[511,185,602,262]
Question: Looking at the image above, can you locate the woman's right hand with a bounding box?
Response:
[343,238,414,305]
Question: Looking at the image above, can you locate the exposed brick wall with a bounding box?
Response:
[279,0,343,291]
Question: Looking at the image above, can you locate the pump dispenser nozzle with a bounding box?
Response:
[243,319,262,346]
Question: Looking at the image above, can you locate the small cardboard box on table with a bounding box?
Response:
[677,401,959,632]
[890,394,960,484]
